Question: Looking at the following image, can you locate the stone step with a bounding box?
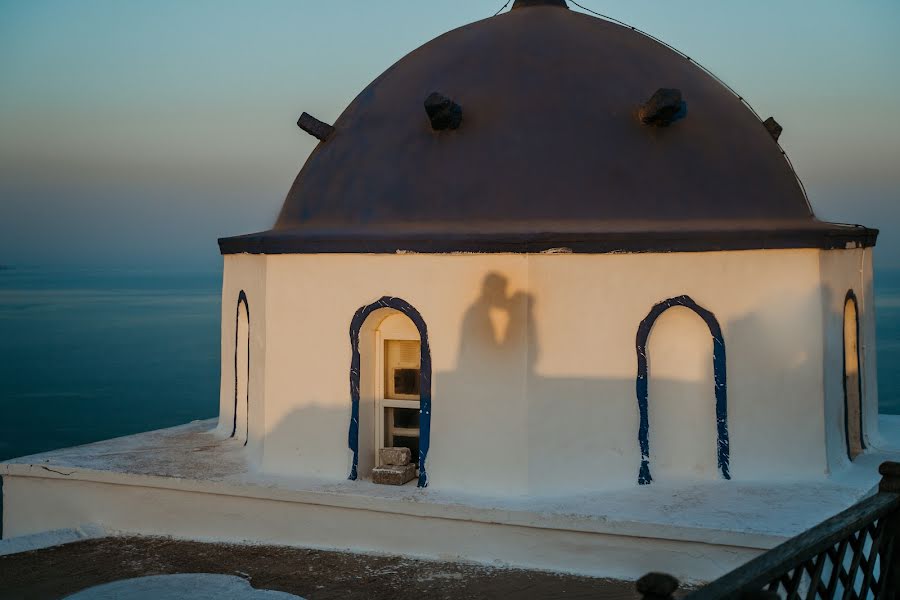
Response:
[372,464,416,486]
[379,447,411,466]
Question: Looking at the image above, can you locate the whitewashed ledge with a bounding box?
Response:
[0,525,106,556]
[3,417,900,582]
[64,574,306,600]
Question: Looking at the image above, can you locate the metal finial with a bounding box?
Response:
[511,0,569,8]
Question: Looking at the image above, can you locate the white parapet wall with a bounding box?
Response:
[0,472,766,582]
[2,419,895,581]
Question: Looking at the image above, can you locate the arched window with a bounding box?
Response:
[233,291,250,445]
[636,295,729,484]
[349,297,431,487]
[844,291,864,460]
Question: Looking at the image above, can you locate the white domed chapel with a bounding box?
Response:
[218,0,880,494]
[3,0,895,582]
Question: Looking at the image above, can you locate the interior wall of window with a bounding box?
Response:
[235,296,250,443]
[844,294,863,459]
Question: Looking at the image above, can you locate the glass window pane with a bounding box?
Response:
[393,369,420,396]
[393,407,419,429]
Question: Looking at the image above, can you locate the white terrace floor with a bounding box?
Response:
[3,417,900,581]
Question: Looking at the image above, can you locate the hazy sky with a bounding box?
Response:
[1,1,899,269]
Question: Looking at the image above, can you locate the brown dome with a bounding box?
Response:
[220,3,876,254]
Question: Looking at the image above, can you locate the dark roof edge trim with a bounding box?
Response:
[218,227,878,255]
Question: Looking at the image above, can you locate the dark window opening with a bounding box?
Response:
[393,368,420,396]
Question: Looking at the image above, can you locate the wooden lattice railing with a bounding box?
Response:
[636,462,900,600]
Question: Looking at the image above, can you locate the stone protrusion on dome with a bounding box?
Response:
[764,116,783,142]
[423,92,462,131]
[639,88,686,127]
[296,112,335,142]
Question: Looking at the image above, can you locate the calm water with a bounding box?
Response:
[878,269,900,414]
[0,267,221,461]
[0,267,899,463]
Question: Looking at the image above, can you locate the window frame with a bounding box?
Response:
[374,331,422,468]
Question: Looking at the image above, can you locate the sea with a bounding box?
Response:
[0,266,899,464]
[0,267,221,462]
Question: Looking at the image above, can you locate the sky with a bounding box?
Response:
[1,0,899,269]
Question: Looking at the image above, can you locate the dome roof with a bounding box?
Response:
[220,1,876,254]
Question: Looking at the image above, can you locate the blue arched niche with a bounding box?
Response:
[349,297,432,487]
[233,290,250,445]
[635,295,730,484]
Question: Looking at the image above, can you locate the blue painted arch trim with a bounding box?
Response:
[635,295,730,484]
[349,297,432,487]
[233,290,250,446]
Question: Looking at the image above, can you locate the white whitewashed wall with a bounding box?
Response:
[218,248,876,497]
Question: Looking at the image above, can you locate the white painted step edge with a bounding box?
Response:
[0,524,106,556]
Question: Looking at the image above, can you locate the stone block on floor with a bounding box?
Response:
[372,463,416,486]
